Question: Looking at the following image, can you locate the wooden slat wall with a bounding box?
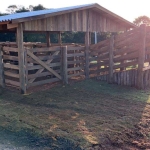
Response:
[67,45,85,78]
[23,9,127,32]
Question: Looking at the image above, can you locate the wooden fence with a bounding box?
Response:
[90,24,150,89]
[1,24,150,93]
[0,43,86,92]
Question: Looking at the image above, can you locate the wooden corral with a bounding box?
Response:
[90,24,150,89]
[0,3,136,93]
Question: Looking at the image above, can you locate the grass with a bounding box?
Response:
[0,79,150,149]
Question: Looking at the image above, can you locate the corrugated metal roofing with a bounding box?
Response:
[0,3,95,22]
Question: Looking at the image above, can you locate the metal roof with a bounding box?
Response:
[0,3,135,28]
[0,3,95,22]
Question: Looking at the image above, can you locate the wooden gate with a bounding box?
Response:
[26,46,62,88]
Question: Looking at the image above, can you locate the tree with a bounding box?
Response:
[33,4,46,11]
[133,16,150,26]
[6,5,18,14]
[16,7,29,13]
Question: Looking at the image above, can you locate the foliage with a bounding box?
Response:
[133,15,150,26]
[32,4,46,11]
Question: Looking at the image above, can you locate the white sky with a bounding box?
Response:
[0,0,150,22]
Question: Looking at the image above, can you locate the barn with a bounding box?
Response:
[0,3,136,93]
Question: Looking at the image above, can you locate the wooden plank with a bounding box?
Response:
[4,71,19,78]
[3,46,18,52]
[108,35,114,83]
[114,43,140,56]
[27,50,62,80]
[137,24,146,89]
[114,60,138,69]
[62,46,68,84]
[68,66,84,71]
[7,23,18,29]
[30,47,61,52]
[114,51,138,63]
[4,63,19,70]
[28,70,61,79]
[68,72,84,78]
[3,55,18,61]
[28,78,59,88]
[68,60,84,65]
[67,53,84,57]
[27,62,61,70]
[17,23,27,94]
[0,46,5,87]
[5,79,20,87]
[67,46,85,51]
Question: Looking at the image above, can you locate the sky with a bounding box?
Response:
[0,0,150,22]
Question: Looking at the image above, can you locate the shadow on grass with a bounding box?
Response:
[0,79,150,149]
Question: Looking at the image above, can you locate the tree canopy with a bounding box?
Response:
[133,16,150,26]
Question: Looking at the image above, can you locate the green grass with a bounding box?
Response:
[0,79,150,149]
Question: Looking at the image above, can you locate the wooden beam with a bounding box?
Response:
[0,46,5,87]
[108,35,114,83]
[58,32,62,45]
[17,23,27,94]
[62,46,68,84]
[7,23,18,29]
[85,10,90,79]
[46,31,51,47]
[137,24,146,89]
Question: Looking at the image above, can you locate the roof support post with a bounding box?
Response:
[85,10,90,79]
[137,24,146,89]
[46,31,51,47]
[17,23,27,94]
[58,32,62,45]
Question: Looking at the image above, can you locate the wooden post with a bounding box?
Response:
[108,35,114,83]
[85,10,90,79]
[137,24,146,89]
[62,46,68,84]
[0,45,5,87]
[58,32,62,45]
[17,23,27,94]
[46,31,51,47]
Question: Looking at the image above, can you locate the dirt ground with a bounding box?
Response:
[0,79,150,149]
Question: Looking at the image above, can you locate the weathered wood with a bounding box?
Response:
[28,70,61,79]
[85,10,90,79]
[27,50,62,80]
[17,23,27,94]
[4,71,19,78]
[3,55,18,61]
[28,50,60,83]
[68,72,84,78]
[108,35,114,83]
[137,24,146,89]
[4,63,19,70]
[3,46,18,52]
[30,47,61,52]
[67,53,84,57]
[5,79,20,87]
[0,46,5,87]
[28,78,59,88]
[62,46,68,84]
[7,23,18,29]
[68,66,84,71]
[46,31,51,47]
[27,62,61,70]
[114,60,138,69]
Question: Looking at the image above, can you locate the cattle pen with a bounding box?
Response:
[0,3,138,94]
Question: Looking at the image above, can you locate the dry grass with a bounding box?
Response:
[0,79,150,149]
